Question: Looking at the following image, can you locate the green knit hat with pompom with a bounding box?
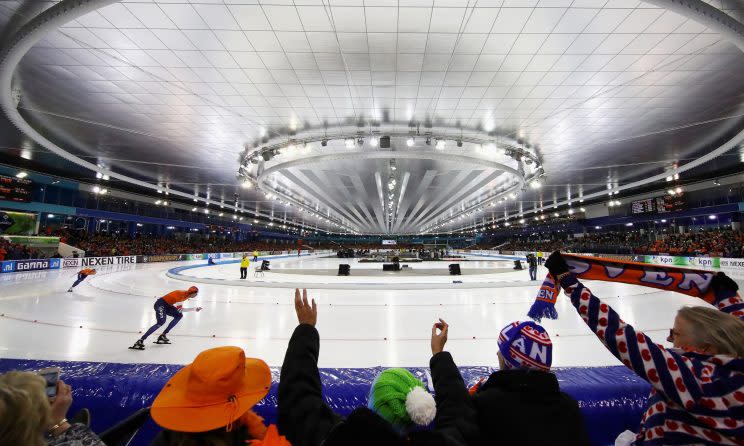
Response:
[367,368,436,432]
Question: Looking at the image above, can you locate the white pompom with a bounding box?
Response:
[405,386,436,426]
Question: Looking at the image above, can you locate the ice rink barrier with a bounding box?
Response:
[0,358,650,446]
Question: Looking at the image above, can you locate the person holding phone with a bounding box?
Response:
[129,286,202,350]
[67,268,96,292]
[0,370,104,445]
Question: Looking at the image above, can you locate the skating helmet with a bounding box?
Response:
[188,286,199,295]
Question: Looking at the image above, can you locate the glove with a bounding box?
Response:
[544,250,570,276]
[196,307,203,312]
[710,272,738,294]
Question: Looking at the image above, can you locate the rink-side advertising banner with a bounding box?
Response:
[61,256,137,269]
[136,254,186,263]
[1,258,60,273]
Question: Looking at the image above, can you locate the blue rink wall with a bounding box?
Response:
[0,358,650,446]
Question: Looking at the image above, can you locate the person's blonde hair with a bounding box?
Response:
[0,371,50,446]
[677,306,744,357]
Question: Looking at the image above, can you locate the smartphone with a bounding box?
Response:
[38,367,61,398]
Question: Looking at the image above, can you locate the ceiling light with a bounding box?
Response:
[233,215,237,220]
[530,181,541,189]
[47,214,55,218]
[253,219,259,223]
[136,223,143,227]
[614,200,621,205]
[92,186,101,193]
[709,215,717,220]
[667,189,675,195]
[661,219,667,223]
[102,174,110,181]
[675,186,682,193]
[518,219,525,224]
[666,176,673,182]
[370,136,379,147]
[568,209,574,215]
[553,212,559,217]
[15,171,27,178]
[406,137,414,147]
[155,200,162,205]
[345,138,355,149]
[580,207,586,212]
[504,222,510,226]
[100,189,107,194]
[204,209,209,214]
[595,226,601,229]
[625,223,633,227]
[157,189,163,194]
[674,173,680,180]
[96,172,103,179]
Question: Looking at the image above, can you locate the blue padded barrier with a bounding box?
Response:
[0,359,650,446]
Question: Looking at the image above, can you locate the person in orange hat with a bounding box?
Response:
[149,346,289,446]
[129,286,201,350]
[67,268,96,292]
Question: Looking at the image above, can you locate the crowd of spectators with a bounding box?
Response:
[497,228,744,257]
[0,237,49,261]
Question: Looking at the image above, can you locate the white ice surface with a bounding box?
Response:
[0,255,714,368]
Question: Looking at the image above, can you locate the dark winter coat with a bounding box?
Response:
[277,324,471,446]
[473,368,591,446]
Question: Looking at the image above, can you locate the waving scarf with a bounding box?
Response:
[527,254,718,322]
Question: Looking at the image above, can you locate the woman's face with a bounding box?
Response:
[668,314,714,354]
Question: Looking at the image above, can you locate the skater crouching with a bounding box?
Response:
[67,268,96,292]
[130,286,202,350]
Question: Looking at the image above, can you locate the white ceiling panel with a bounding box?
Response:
[4,0,742,235]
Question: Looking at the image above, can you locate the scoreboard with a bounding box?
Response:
[631,194,686,215]
[631,198,655,214]
[0,175,32,202]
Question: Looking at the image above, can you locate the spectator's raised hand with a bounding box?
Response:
[49,379,73,425]
[294,288,317,326]
[431,318,449,355]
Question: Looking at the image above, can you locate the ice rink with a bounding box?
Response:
[0,254,717,368]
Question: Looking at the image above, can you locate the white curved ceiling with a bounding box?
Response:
[2,0,744,233]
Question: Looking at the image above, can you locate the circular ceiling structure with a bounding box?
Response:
[1,0,744,234]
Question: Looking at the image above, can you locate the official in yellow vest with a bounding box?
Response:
[240,254,250,280]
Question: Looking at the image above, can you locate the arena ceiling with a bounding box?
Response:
[1,0,744,234]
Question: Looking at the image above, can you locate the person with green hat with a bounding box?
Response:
[277,288,474,446]
[367,368,436,433]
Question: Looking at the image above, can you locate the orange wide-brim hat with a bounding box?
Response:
[151,346,271,433]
